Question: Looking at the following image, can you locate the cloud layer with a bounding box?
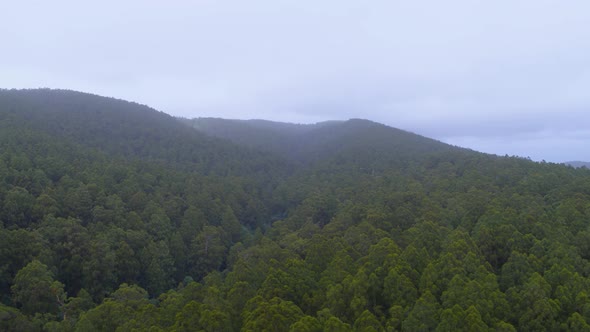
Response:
[2,1,590,162]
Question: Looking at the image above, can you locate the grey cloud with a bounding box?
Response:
[444,132,590,163]
[1,0,590,161]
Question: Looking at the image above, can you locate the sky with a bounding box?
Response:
[1,1,590,162]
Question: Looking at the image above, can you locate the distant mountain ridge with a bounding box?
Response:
[180,117,347,158]
[183,117,458,169]
[565,161,590,168]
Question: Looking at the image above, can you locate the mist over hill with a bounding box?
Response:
[566,161,590,169]
[184,117,459,166]
[2,89,590,331]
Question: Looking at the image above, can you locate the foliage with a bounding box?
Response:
[1,89,590,330]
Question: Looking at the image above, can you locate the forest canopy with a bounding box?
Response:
[1,89,590,331]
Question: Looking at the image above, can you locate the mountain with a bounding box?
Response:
[566,161,590,168]
[0,89,290,300]
[0,89,287,176]
[185,117,458,167]
[180,117,323,159]
[2,89,590,331]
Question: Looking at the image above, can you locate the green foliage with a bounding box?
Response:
[403,290,441,331]
[353,310,383,331]
[289,315,322,331]
[242,296,304,332]
[11,260,65,316]
[2,89,590,330]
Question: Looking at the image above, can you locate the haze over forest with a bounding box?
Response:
[2,1,590,331]
[1,88,590,331]
[2,1,590,162]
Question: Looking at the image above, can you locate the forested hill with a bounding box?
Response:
[185,117,457,166]
[0,89,286,176]
[2,89,590,331]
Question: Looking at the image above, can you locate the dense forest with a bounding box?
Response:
[1,89,590,331]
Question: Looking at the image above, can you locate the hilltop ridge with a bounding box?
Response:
[184,117,458,166]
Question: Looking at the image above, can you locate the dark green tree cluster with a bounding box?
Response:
[1,89,590,331]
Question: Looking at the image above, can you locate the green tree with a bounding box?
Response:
[323,316,352,332]
[289,315,322,332]
[436,304,464,332]
[75,284,149,331]
[402,290,440,332]
[242,296,304,332]
[567,312,590,331]
[353,310,383,331]
[383,267,417,309]
[2,187,35,227]
[11,260,65,316]
[190,226,227,278]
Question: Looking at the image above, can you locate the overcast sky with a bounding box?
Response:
[2,1,590,162]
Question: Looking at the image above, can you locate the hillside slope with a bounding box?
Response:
[183,117,343,160]
[187,117,458,167]
[0,89,286,176]
[2,89,590,331]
